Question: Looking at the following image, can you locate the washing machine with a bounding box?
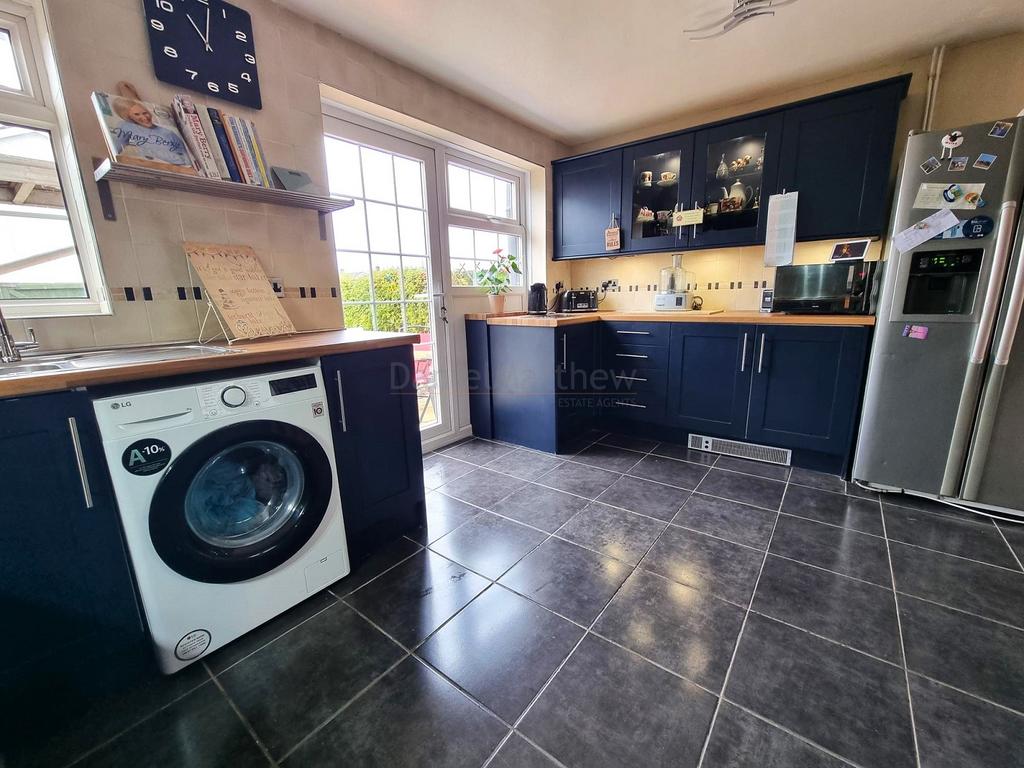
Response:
[93,364,350,673]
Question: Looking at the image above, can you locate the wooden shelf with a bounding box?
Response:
[93,158,353,240]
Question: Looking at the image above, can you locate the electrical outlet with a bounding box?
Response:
[602,279,619,291]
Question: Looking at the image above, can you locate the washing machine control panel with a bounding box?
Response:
[220,385,247,408]
[198,380,268,419]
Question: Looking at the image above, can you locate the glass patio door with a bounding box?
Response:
[323,118,451,442]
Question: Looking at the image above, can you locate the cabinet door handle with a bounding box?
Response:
[334,371,349,432]
[614,401,647,409]
[67,417,93,510]
[615,353,648,359]
[616,330,650,336]
[562,333,568,369]
[614,375,648,382]
[757,333,766,374]
[740,332,748,373]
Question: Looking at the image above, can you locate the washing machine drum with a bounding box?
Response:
[149,420,334,583]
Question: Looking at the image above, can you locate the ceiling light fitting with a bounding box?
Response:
[684,0,798,40]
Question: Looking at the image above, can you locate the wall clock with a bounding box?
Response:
[142,0,262,110]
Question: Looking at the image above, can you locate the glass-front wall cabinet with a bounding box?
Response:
[621,135,693,252]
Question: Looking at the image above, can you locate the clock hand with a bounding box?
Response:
[185,12,212,52]
[204,7,212,52]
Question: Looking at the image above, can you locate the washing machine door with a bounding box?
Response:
[149,420,334,583]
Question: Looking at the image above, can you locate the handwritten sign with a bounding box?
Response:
[185,242,296,340]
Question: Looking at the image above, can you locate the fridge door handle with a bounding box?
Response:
[940,199,1018,496]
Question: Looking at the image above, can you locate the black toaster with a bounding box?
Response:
[563,289,598,312]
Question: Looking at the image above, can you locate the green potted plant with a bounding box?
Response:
[475,247,521,314]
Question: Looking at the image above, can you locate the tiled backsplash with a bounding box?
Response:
[568,240,880,312]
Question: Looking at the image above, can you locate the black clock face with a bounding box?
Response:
[143,0,262,110]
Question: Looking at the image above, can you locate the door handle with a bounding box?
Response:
[67,417,94,509]
[432,292,449,325]
[614,401,647,409]
[970,200,1018,364]
[614,375,648,382]
[334,370,349,432]
[615,353,649,359]
[740,332,748,373]
[616,330,650,336]
[562,333,568,369]
[757,333,766,374]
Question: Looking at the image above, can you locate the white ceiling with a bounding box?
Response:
[280,0,1024,145]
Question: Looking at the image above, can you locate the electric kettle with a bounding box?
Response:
[528,283,548,314]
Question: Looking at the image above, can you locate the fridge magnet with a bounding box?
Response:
[940,130,964,159]
[988,121,1013,139]
[948,156,969,172]
[942,184,963,203]
[963,215,995,239]
[973,153,997,170]
[902,324,929,340]
[919,156,942,174]
[829,239,871,262]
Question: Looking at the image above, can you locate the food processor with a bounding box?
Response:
[654,254,691,311]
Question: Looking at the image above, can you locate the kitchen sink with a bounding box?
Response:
[0,361,69,378]
[0,343,238,379]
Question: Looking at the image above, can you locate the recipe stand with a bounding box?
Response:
[186,257,239,346]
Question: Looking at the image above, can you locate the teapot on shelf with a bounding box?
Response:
[722,179,753,208]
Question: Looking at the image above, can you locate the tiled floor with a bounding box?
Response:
[10,434,1024,768]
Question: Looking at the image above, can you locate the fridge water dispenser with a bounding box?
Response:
[903,248,983,315]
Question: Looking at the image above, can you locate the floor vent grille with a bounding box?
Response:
[688,434,792,466]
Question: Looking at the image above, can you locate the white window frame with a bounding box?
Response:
[0,0,108,318]
[442,150,529,297]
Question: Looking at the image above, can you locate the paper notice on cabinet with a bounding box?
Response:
[892,209,960,254]
[764,192,798,267]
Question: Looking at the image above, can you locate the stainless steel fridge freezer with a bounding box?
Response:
[853,117,1024,519]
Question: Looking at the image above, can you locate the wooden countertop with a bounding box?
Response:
[0,329,420,399]
[473,311,876,328]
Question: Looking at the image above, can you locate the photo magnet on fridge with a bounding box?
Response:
[948,156,968,172]
[973,153,997,171]
[988,121,1013,139]
[919,156,942,174]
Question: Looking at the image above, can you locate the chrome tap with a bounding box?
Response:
[0,305,38,363]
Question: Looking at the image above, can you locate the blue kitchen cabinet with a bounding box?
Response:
[666,323,755,438]
[778,79,907,240]
[620,134,695,253]
[0,391,142,681]
[465,318,493,439]
[599,321,671,422]
[321,345,425,559]
[746,325,870,456]
[553,150,622,260]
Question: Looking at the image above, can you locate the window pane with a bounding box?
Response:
[394,156,423,208]
[360,147,395,203]
[371,254,402,302]
[324,137,362,198]
[451,260,474,287]
[332,200,368,251]
[446,226,522,288]
[469,170,495,216]
[473,230,499,263]
[447,163,470,211]
[0,29,20,91]
[343,302,373,331]
[405,301,430,334]
[494,178,514,219]
[448,161,518,220]
[365,202,399,253]
[397,207,426,256]
[337,251,372,303]
[401,256,428,301]
[0,124,87,300]
[374,302,403,332]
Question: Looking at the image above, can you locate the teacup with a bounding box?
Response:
[639,170,653,185]
[660,171,677,183]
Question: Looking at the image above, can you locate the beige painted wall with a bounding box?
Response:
[564,31,1024,306]
[12,0,567,351]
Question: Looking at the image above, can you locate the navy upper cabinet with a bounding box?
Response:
[691,112,784,249]
[554,150,622,259]
[667,323,754,438]
[778,80,906,240]
[620,134,695,253]
[746,326,870,455]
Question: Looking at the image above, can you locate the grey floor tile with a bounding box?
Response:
[417,586,583,722]
[788,467,847,495]
[702,702,847,768]
[488,734,559,767]
[598,433,659,453]
[431,513,547,579]
[696,468,787,510]
[726,613,916,768]
[76,684,267,768]
[557,502,667,566]
[671,493,777,550]
[753,555,902,663]
[845,481,880,500]
[485,448,565,481]
[770,515,892,586]
[714,456,791,482]
[499,537,632,625]
[595,569,744,690]
[283,657,506,768]
[537,461,621,499]
[628,454,711,490]
[890,541,1024,628]
[899,595,1024,713]
[641,525,764,605]
[572,443,646,473]
[491,484,589,533]
[883,505,1019,569]
[520,635,717,768]
[218,603,404,758]
[345,550,489,648]
[910,674,1024,768]
[411,491,481,545]
[331,537,423,598]
[596,475,690,521]
[651,442,718,465]
[441,438,516,465]
[782,484,883,535]
[206,591,337,675]
[423,454,476,490]
[999,522,1024,564]
[439,468,527,510]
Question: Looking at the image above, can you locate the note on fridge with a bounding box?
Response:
[764,191,798,267]
[893,209,960,254]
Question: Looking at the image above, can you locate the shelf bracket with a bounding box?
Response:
[93,157,117,222]
[318,211,328,241]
